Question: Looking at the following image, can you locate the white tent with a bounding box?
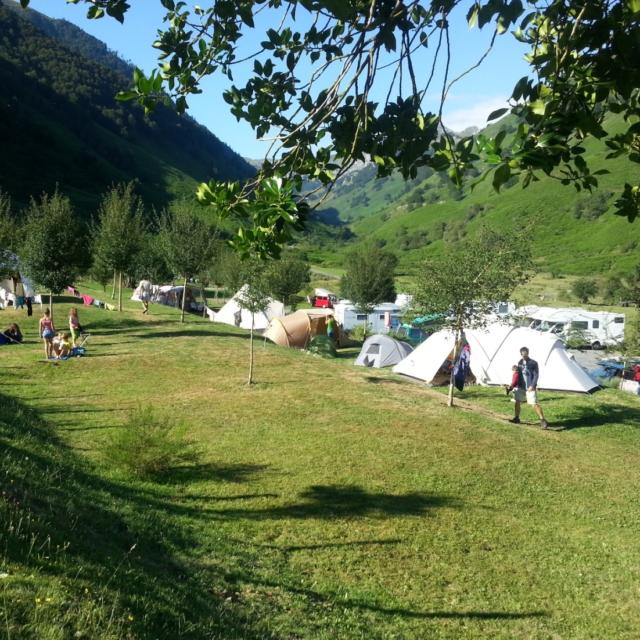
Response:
[392,330,456,383]
[355,334,414,368]
[393,324,599,393]
[212,285,284,331]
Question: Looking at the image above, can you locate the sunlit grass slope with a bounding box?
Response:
[315,116,640,276]
[1,284,639,639]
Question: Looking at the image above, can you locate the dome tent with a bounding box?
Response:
[213,285,284,331]
[264,308,334,348]
[355,334,413,368]
[393,324,599,393]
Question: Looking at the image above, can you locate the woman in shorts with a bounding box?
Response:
[39,308,56,359]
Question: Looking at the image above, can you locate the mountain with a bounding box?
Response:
[310,115,640,277]
[0,1,254,215]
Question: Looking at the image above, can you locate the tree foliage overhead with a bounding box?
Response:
[21,0,640,229]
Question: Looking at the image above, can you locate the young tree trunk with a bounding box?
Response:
[248,313,255,385]
[118,271,123,312]
[200,286,207,318]
[111,269,117,300]
[180,276,187,323]
[49,292,53,320]
[448,330,461,408]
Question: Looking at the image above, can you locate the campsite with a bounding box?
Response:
[1,280,640,639]
[2,1,640,638]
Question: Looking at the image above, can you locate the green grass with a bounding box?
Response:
[1,283,640,639]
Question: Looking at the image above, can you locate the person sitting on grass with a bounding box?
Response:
[52,332,72,359]
[0,323,23,345]
[39,308,55,359]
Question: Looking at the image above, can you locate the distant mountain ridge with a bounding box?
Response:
[0,0,254,215]
[309,115,640,277]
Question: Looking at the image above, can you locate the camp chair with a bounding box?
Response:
[75,333,91,348]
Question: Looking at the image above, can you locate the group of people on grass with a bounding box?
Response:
[39,307,86,360]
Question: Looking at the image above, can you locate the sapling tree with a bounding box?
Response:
[161,207,217,322]
[340,244,397,336]
[412,227,532,406]
[92,183,145,311]
[20,191,83,317]
[235,260,273,385]
[264,251,311,310]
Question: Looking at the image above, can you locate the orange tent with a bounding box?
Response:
[264,308,337,348]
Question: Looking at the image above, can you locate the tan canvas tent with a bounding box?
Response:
[264,308,335,348]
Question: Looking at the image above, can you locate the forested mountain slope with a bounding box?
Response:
[0,1,254,215]
[312,116,640,277]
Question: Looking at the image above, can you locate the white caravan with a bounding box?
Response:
[516,306,625,349]
[333,301,403,333]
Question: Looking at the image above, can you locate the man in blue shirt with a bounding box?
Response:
[510,346,550,429]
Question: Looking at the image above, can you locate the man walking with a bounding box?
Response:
[510,346,550,429]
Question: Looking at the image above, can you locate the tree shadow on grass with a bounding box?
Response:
[0,392,283,639]
[134,328,251,340]
[160,462,270,484]
[224,568,548,622]
[364,376,411,386]
[210,484,459,521]
[554,403,640,430]
[253,538,403,553]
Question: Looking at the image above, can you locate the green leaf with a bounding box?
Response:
[487,107,508,122]
[115,90,138,102]
[467,4,479,28]
[492,163,511,192]
[529,100,546,116]
[626,0,640,13]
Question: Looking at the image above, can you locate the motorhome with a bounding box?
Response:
[515,306,625,348]
[333,301,404,334]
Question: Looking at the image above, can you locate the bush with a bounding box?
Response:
[571,278,598,303]
[104,406,198,479]
[307,335,337,358]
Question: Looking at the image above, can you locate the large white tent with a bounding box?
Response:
[393,324,599,393]
[212,285,284,331]
[355,334,414,368]
[392,331,456,383]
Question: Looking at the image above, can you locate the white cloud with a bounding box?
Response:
[441,96,510,132]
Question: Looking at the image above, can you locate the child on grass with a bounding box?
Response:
[504,365,520,396]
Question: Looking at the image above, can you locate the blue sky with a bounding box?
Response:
[26,0,531,159]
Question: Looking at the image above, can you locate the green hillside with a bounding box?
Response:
[1,291,640,638]
[0,1,254,216]
[312,116,640,277]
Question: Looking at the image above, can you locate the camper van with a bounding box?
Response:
[333,301,403,333]
[517,306,625,349]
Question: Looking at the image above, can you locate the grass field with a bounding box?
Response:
[1,283,639,639]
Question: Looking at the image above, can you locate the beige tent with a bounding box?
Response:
[264,308,336,348]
